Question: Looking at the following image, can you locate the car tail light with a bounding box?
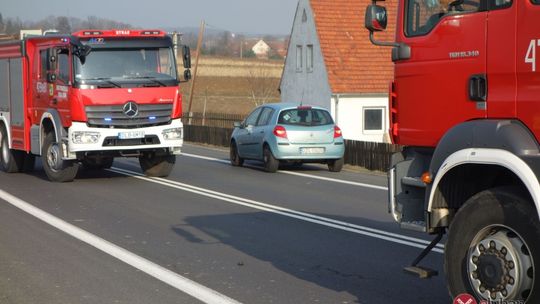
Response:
[334,126,342,138]
[273,125,288,139]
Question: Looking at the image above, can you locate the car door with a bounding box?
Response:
[252,107,275,160]
[236,107,262,158]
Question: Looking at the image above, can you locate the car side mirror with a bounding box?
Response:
[365,4,388,32]
[233,121,243,128]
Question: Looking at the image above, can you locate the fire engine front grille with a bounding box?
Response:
[102,135,161,147]
[85,104,173,128]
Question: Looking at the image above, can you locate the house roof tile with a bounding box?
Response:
[310,0,397,94]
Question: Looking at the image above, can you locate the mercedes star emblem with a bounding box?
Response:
[123,101,139,118]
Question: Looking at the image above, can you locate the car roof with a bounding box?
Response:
[261,103,330,111]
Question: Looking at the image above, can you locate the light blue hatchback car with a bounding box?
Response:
[230,103,345,173]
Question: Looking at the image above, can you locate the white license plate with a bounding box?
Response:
[118,131,145,139]
[300,147,325,155]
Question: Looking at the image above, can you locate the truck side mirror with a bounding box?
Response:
[365,4,388,32]
[182,46,192,69]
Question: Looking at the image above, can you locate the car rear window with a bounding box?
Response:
[278,108,334,126]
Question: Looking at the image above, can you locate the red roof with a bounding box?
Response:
[310,0,397,94]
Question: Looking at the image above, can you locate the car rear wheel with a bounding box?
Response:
[263,145,279,173]
[445,187,539,302]
[230,142,244,167]
[328,158,344,172]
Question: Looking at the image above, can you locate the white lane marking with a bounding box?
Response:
[0,189,241,304]
[109,167,444,253]
[181,152,389,191]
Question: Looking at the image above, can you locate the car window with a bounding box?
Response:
[245,107,263,126]
[257,108,275,126]
[278,108,334,126]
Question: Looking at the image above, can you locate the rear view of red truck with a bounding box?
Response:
[0,29,191,182]
[366,0,540,302]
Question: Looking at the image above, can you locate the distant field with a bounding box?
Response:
[179,56,284,115]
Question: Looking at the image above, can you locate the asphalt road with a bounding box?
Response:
[0,143,450,304]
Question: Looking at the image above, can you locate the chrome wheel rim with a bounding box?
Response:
[468,225,534,301]
[47,143,61,172]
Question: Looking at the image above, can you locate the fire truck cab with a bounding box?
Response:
[0,29,191,182]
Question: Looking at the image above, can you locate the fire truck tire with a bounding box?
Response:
[328,158,344,172]
[445,187,540,302]
[139,153,175,177]
[0,126,24,173]
[42,132,79,182]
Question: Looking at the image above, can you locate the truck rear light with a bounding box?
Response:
[334,126,342,138]
[273,126,288,139]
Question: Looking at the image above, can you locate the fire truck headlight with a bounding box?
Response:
[162,128,183,140]
[72,132,101,144]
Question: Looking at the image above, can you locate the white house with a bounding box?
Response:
[280,0,397,143]
[252,40,271,59]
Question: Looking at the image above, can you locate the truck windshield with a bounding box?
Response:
[74,47,178,85]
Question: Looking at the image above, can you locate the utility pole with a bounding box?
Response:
[187,20,205,121]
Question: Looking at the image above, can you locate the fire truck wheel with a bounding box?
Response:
[42,132,79,182]
[139,153,175,177]
[445,187,540,303]
[0,126,24,173]
[328,158,344,172]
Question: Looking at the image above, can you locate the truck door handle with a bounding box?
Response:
[469,74,487,102]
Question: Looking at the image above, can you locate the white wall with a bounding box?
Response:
[331,95,390,143]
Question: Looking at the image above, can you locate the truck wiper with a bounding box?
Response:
[83,77,121,88]
[124,76,167,87]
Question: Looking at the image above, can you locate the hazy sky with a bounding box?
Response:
[2,0,298,35]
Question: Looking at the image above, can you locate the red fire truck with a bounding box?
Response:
[0,29,191,182]
[366,0,540,302]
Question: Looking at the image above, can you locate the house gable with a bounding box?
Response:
[280,0,332,109]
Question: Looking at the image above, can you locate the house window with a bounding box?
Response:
[306,45,314,73]
[302,9,308,23]
[296,45,303,72]
[363,108,384,132]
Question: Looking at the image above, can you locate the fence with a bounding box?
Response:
[183,112,244,128]
[183,113,402,172]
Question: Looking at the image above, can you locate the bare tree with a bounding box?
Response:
[56,16,71,34]
[246,65,280,107]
